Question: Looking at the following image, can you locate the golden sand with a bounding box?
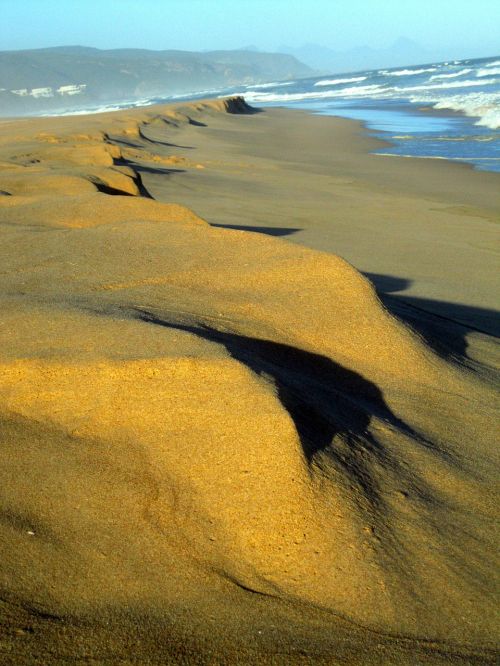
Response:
[0,97,498,664]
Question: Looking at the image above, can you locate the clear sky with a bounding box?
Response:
[1,0,499,58]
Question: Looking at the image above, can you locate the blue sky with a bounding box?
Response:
[1,0,499,58]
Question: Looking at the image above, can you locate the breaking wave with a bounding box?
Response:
[430,93,500,129]
[430,69,472,80]
[314,76,367,87]
[248,81,294,89]
[380,67,438,76]
[477,67,500,77]
[235,84,387,104]
[395,79,496,92]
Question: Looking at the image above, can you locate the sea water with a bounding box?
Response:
[228,55,500,174]
[46,55,500,175]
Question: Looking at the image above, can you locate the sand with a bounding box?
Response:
[0,97,498,664]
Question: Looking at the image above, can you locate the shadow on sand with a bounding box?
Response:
[112,157,186,198]
[364,272,500,363]
[178,218,498,364]
[134,310,455,516]
[124,163,186,177]
[210,223,302,237]
[138,126,196,148]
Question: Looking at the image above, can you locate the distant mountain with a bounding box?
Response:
[0,46,313,115]
[279,38,432,74]
[236,45,261,52]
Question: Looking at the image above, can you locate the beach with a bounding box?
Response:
[0,97,498,664]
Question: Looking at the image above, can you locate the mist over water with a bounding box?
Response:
[224,57,500,172]
[231,54,500,173]
[46,54,500,174]
[155,54,500,174]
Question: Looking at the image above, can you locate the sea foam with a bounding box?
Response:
[431,93,500,129]
[381,67,437,76]
[477,67,500,77]
[395,79,496,93]
[314,76,367,87]
[236,84,387,104]
[248,81,294,89]
[430,68,472,80]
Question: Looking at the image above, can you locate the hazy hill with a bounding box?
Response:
[280,38,432,74]
[0,46,313,115]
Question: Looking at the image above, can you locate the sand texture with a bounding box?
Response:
[0,97,499,664]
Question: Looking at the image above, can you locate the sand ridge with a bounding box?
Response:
[0,97,498,664]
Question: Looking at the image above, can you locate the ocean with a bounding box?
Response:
[48,54,500,175]
[230,54,500,174]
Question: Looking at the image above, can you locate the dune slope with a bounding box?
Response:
[0,98,498,664]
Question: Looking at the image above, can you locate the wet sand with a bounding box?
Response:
[0,97,498,664]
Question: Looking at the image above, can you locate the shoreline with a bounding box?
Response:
[0,97,498,664]
[299,100,500,175]
[348,106,500,174]
[129,101,499,338]
[4,79,499,175]
[296,102,500,176]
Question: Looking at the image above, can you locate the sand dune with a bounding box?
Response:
[0,97,498,664]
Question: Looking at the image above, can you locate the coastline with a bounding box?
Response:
[131,103,499,340]
[0,97,498,664]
